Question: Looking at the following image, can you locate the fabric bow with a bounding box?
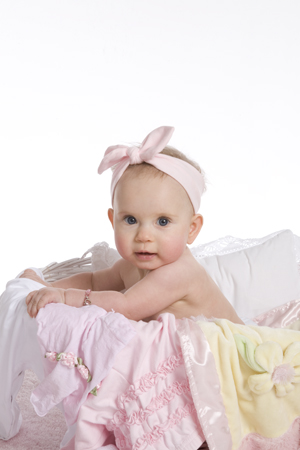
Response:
[97,125,204,212]
[98,126,174,174]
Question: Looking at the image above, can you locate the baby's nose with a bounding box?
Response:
[135,225,153,242]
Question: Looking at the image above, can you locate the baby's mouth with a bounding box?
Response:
[135,251,156,260]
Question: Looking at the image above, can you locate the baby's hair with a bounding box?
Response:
[123,145,207,192]
[161,146,204,177]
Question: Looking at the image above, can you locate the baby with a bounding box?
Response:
[23,126,243,324]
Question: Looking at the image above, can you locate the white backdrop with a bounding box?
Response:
[1,1,300,289]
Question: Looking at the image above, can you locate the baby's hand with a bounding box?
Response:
[20,269,51,287]
[26,287,66,318]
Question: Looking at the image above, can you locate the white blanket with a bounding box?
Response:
[0,273,46,439]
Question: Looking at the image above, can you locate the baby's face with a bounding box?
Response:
[109,170,200,271]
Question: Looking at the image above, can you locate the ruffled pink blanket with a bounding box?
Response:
[32,306,204,450]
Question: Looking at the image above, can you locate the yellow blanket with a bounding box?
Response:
[181,318,300,449]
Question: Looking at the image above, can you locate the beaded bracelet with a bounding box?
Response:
[83,289,91,306]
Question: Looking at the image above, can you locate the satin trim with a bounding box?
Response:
[177,318,232,450]
[253,298,300,328]
[239,416,300,449]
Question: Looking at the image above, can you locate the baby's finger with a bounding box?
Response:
[26,291,37,305]
[28,290,53,318]
[26,291,42,317]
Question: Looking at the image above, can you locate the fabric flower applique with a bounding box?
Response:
[234,335,300,397]
[90,382,102,397]
[45,351,92,382]
[45,351,103,395]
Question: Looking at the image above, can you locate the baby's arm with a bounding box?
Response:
[20,268,94,288]
[26,262,181,319]
[22,259,125,291]
[20,269,51,286]
[26,260,126,318]
[70,263,184,319]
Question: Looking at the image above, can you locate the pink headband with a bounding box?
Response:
[98,126,205,212]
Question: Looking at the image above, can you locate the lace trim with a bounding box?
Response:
[116,353,184,410]
[132,404,196,450]
[191,231,281,259]
[191,231,300,276]
[109,380,190,429]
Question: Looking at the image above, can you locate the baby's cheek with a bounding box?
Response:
[114,233,129,259]
[162,239,186,263]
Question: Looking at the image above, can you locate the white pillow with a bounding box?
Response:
[196,230,300,319]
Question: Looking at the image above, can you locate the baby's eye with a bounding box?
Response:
[125,216,137,225]
[157,217,169,227]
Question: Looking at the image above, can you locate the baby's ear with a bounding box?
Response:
[108,208,114,228]
[187,214,203,245]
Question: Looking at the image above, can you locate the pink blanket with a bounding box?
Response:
[31,303,136,426]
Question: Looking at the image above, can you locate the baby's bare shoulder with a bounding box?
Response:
[167,251,214,297]
[176,249,207,278]
[152,250,203,286]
